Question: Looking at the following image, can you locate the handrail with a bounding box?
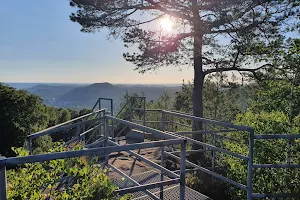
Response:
[28,109,105,139]
[106,115,178,140]
[162,110,252,131]
[0,139,183,166]
[167,131,249,160]
[254,134,300,140]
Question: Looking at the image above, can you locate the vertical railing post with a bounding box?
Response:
[180,140,187,200]
[286,139,292,164]
[82,124,86,144]
[99,98,101,110]
[77,125,81,141]
[110,99,114,138]
[204,123,207,144]
[0,157,7,200]
[104,117,109,167]
[110,99,113,116]
[212,132,216,169]
[26,138,32,155]
[171,114,174,132]
[212,132,216,182]
[160,146,164,199]
[247,129,254,200]
[161,111,165,131]
[143,97,146,127]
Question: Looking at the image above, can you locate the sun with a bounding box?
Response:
[160,17,173,32]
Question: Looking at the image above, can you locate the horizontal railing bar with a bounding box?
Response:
[174,129,238,135]
[173,166,223,173]
[108,164,160,200]
[145,109,163,112]
[252,193,300,198]
[167,132,249,161]
[0,139,183,166]
[174,131,240,142]
[106,115,178,140]
[132,120,171,124]
[170,110,193,115]
[108,140,180,179]
[85,138,105,148]
[253,164,300,169]
[99,98,113,101]
[254,134,300,140]
[115,179,180,195]
[163,110,252,131]
[171,149,213,154]
[28,110,105,139]
[164,152,247,191]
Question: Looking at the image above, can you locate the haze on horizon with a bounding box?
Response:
[0,0,193,84]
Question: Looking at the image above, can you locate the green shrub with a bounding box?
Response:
[7,144,130,200]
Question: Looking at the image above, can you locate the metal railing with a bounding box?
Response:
[1,96,299,200]
[0,107,187,200]
[141,108,300,200]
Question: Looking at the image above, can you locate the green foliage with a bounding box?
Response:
[7,144,128,200]
[224,111,300,199]
[32,135,54,155]
[251,39,300,122]
[252,81,300,121]
[0,84,49,156]
[0,84,95,156]
[173,82,193,114]
[147,91,173,110]
[57,109,72,124]
[173,77,249,122]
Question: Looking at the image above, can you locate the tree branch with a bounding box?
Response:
[145,0,192,20]
[204,63,273,75]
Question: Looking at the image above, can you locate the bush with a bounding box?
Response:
[7,144,130,200]
[223,111,300,199]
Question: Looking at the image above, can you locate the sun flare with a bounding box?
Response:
[160,17,173,32]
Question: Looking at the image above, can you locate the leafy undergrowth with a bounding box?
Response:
[7,144,131,200]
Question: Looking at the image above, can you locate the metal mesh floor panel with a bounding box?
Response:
[112,170,211,200]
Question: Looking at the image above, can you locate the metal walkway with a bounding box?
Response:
[112,170,211,200]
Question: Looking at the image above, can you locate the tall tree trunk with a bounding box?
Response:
[190,0,206,164]
[191,0,205,142]
[192,34,205,149]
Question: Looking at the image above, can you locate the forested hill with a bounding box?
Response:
[27,84,80,102]
[58,83,180,105]
[8,82,181,110]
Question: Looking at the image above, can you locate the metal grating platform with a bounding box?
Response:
[112,170,211,200]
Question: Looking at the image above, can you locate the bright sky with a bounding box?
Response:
[0,0,193,84]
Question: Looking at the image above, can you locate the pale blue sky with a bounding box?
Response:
[0,0,193,84]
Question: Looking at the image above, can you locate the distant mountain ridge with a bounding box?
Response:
[13,82,181,110]
[27,84,80,102]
